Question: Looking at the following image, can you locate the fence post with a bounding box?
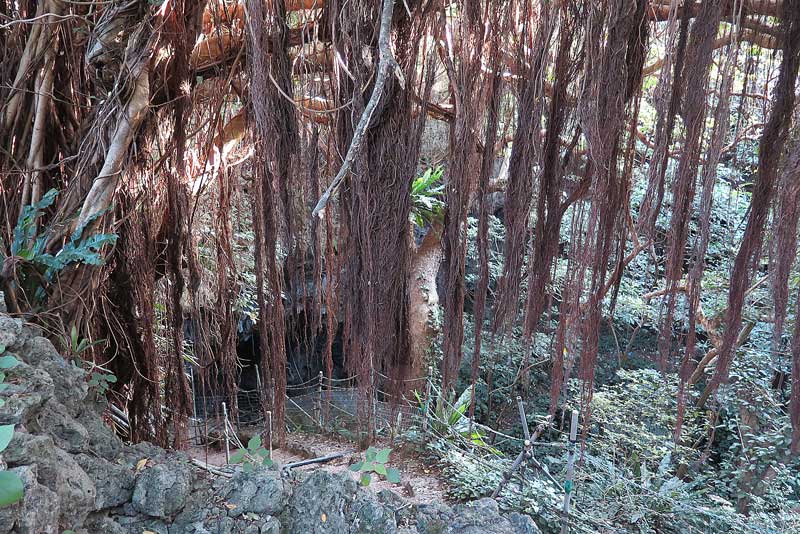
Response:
[188,365,198,443]
[317,371,324,427]
[267,410,273,457]
[560,410,579,534]
[222,401,231,464]
[422,366,433,432]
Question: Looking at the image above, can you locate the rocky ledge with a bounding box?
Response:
[0,314,540,534]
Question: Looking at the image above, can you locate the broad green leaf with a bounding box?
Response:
[247,435,262,451]
[365,447,377,462]
[448,386,472,426]
[0,470,23,507]
[0,425,14,451]
[374,463,387,476]
[386,468,401,484]
[229,450,246,464]
[349,462,363,472]
[243,462,254,474]
[0,356,19,369]
[360,473,371,486]
[376,448,391,464]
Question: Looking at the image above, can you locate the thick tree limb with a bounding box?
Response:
[76,63,151,230]
[644,27,779,76]
[310,0,401,219]
[648,0,782,21]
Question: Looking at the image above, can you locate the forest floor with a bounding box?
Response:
[189,430,449,505]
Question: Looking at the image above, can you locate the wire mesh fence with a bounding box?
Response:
[188,371,425,447]
[180,369,774,534]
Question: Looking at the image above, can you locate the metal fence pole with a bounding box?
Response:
[317,371,324,427]
[188,365,198,443]
[423,366,433,431]
[222,401,231,464]
[267,410,273,457]
[560,410,579,534]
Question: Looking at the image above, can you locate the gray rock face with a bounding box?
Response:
[0,465,59,534]
[223,470,288,518]
[77,405,125,460]
[132,462,194,518]
[507,512,542,534]
[285,470,359,534]
[30,398,90,452]
[351,492,398,534]
[37,444,97,527]
[446,499,541,534]
[285,470,399,534]
[0,316,22,349]
[3,430,96,527]
[22,336,88,409]
[75,452,135,510]
[414,502,454,534]
[0,359,54,425]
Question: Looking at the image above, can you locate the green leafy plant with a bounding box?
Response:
[65,325,105,359]
[87,369,117,395]
[0,349,23,507]
[1,189,117,307]
[230,435,273,473]
[410,167,445,229]
[425,384,495,450]
[62,325,116,395]
[349,446,401,486]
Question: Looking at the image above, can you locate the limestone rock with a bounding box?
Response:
[222,470,288,518]
[76,405,125,461]
[351,491,398,534]
[30,398,90,452]
[35,444,96,527]
[23,336,87,408]
[0,316,22,350]
[507,512,542,534]
[285,470,399,534]
[414,502,454,534]
[284,470,358,534]
[82,515,128,534]
[446,498,538,534]
[0,465,59,534]
[0,360,54,425]
[132,462,194,518]
[75,453,135,510]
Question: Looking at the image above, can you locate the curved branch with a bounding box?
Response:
[310,0,401,219]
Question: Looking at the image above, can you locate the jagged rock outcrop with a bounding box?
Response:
[0,314,541,533]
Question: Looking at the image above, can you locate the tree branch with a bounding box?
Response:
[311,0,401,219]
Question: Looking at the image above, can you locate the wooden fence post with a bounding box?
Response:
[560,410,579,534]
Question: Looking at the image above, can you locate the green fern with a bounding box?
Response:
[411,167,445,229]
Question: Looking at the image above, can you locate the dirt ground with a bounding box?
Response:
[189,430,449,505]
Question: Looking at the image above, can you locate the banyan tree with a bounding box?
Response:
[2,0,800,459]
